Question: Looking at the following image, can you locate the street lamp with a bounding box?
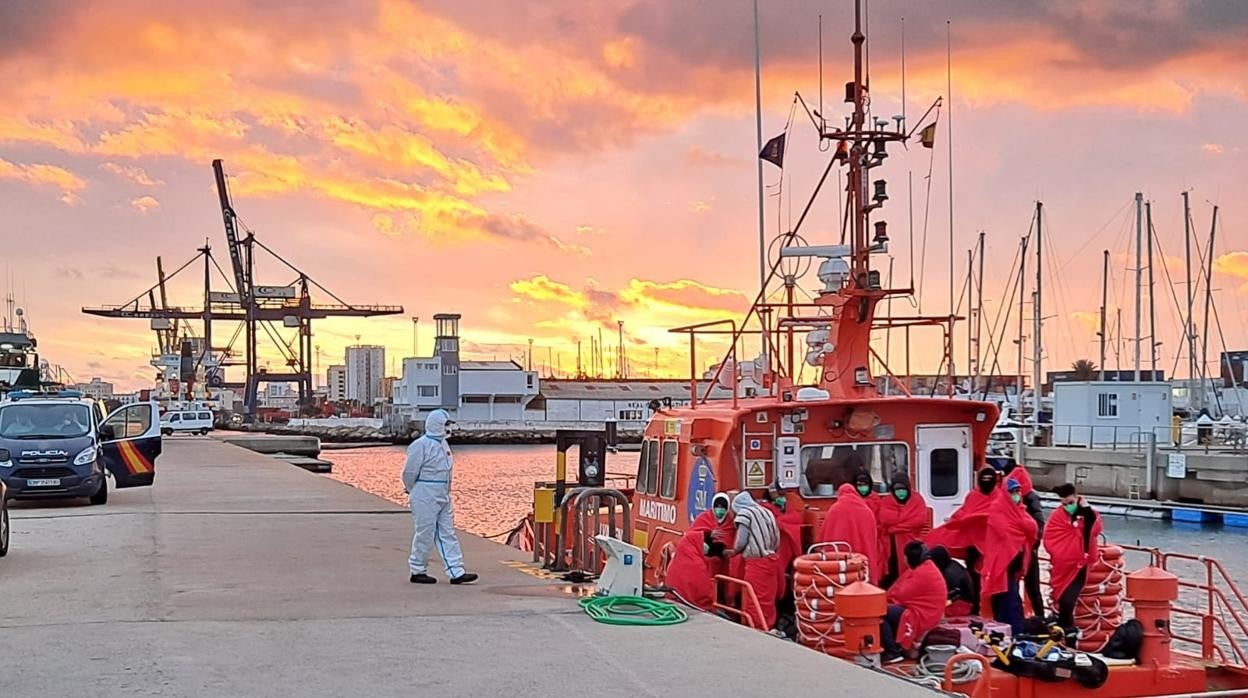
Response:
[412,316,420,357]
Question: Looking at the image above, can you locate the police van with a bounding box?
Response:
[0,390,162,504]
[161,409,214,436]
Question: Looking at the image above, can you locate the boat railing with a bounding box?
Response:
[1119,543,1248,667]
[712,574,765,630]
[668,319,739,409]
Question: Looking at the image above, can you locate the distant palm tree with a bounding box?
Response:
[1071,359,1098,380]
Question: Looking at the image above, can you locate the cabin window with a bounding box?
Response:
[928,448,960,497]
[798,442,909,497]
[1097,393,1118,418]
[659,440,679,499]
[642,439,661,496]
[636,440,651,494]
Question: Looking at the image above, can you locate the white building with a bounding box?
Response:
[346,345,385,404]
[535,380,731,425]
[260,383,299,410]
[1052,381,1172,447]
[75,377,114,400]
[394,356,443,412]
[459,361,539,420]
[327,365,347,402]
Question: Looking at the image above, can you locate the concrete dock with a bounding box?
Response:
[1,438,933,697]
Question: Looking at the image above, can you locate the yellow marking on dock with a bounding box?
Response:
[498,560,561,580]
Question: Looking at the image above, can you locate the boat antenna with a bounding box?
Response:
[900,16,906,128]
[818,14,824,134]
[946,20,956,323]
[752,0,768,372]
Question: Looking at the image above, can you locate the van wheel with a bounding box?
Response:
[199,428,209,436]
[162,428,173,436]
[89,478,109,506]
[0,507,9,557]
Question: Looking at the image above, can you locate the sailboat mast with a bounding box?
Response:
[966,248,973,390]
[1146,201,1157,377]
[974,231,985,392]
[1099,249,1109,380]
[1183,191,1196,405]
[1133,192,1143,382]
[1201,206,1219,407]
[1017,235,1029,413]
[1032,201,1043,426]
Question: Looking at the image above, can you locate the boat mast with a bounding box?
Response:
[1017,235,1028,414]
[1032,201,1042,427]
[1099,249,1109,380]
[974,231,985,392]
[1183,191,1197,408]
[752,0,769,370]
[1133,192,1143,382]
[1201,205,1218,410]
[1146,201,1157,378]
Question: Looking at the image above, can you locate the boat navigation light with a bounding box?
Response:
[872,179,888,203]
[873,221,889,245]
[872,140,888,161]
[854,367,870,385]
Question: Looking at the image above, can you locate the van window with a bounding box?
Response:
[659,441,679,499]
[169,414,181,423]
[197,412,212,420]
[928,448,960,497]
[636,440,651,494]
[644,439,660,496]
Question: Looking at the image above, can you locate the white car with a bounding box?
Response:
[161,410,214,436]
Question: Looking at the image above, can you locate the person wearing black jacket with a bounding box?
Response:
[929,545,976,617]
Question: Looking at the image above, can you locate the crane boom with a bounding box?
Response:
[156,256,174,353]
[212,159,250,300]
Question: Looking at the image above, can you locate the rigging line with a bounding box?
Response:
[1209,223,1244,416]
[1153,220,1190,380]
[915,135,938,313]
[908,170,915,290]
[118,251,205,309]
[978,239,1025,400]
[208,254,239,294]
[946,19,955,318]
[1058,198,1132,271]
[258,319,298,363]
[1039,209,1077,361]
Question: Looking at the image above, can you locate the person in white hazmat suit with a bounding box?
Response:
[402,409,478,585]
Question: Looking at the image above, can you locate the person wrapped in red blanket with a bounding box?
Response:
[876,473,929,588]
[925,469,1038,632]
[879,541,947,663]
[666,493,733,611]
[726,491,782,630]
[819,481,881,581]
[1043,482,1103,628]
[925,466,1001,613]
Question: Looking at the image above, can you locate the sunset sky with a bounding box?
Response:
[1,0,1246,391]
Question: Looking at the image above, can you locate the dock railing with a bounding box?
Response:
[534,487,631,575]
[1049,423,1248,454]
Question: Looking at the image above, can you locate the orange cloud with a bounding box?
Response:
[509,276,588,309]
[130,196,161,213]
[621,278,748,315]
[1214,251,1248,291]
[100,162,162,186]
[0,157,86,203]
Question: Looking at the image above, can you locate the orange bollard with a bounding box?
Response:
[837,581,888,658]
[1126,566,1179,667]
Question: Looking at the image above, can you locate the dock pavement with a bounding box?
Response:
[0,438,934,697]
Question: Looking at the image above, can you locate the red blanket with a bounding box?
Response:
[665,527,717,610]
[762,501,803,583]
[888,559,948,649]
[877,491,930,575]
[1011,465,1035,496]
[979,490,1039,597]
[1043,507,1103,599]
[819,483,880,579]
[924,489,995,557]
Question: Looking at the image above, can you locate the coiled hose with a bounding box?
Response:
[910,646,984,687]
[579,596,689,626]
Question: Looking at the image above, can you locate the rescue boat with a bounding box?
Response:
[521,4,1248,694]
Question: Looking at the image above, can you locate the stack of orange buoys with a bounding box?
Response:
[793,543,872,654]
[1074,544,1127,651]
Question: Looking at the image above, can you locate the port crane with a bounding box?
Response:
[83,159,403,420]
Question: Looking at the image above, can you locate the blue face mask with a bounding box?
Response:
[713,507,728,522]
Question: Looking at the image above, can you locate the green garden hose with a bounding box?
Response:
[578,595,689,626]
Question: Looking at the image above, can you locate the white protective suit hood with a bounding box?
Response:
[424,409,451,439]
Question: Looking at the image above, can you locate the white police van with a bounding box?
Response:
[161,410,214,436]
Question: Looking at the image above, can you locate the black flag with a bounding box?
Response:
[759,132,786,168]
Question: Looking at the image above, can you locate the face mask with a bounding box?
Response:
[893,488,909,502]
[1011,493,1021,504]
[773,496,787,511]
[857,485,871,497]
[978,480,996,495]
[713,507,728,522]
[1063,502,1078,515]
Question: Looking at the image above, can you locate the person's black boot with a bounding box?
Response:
[410,573,437,584]
[450,572,479,585]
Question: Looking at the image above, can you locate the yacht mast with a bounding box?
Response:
[1099,249,1109,380]
[1133,192,1143,382]
[1017,235,1029,414]
[974,231,985,392]
[1032,201,1043,427]
[1183,191,1197,407]
[1146,201,1157,377]
[1201,206,1218,408]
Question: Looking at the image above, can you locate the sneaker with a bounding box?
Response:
[881,651,905,665]
[450,572,479,585]
[410,573,437,584]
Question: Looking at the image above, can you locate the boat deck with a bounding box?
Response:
[0,438,932,697]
